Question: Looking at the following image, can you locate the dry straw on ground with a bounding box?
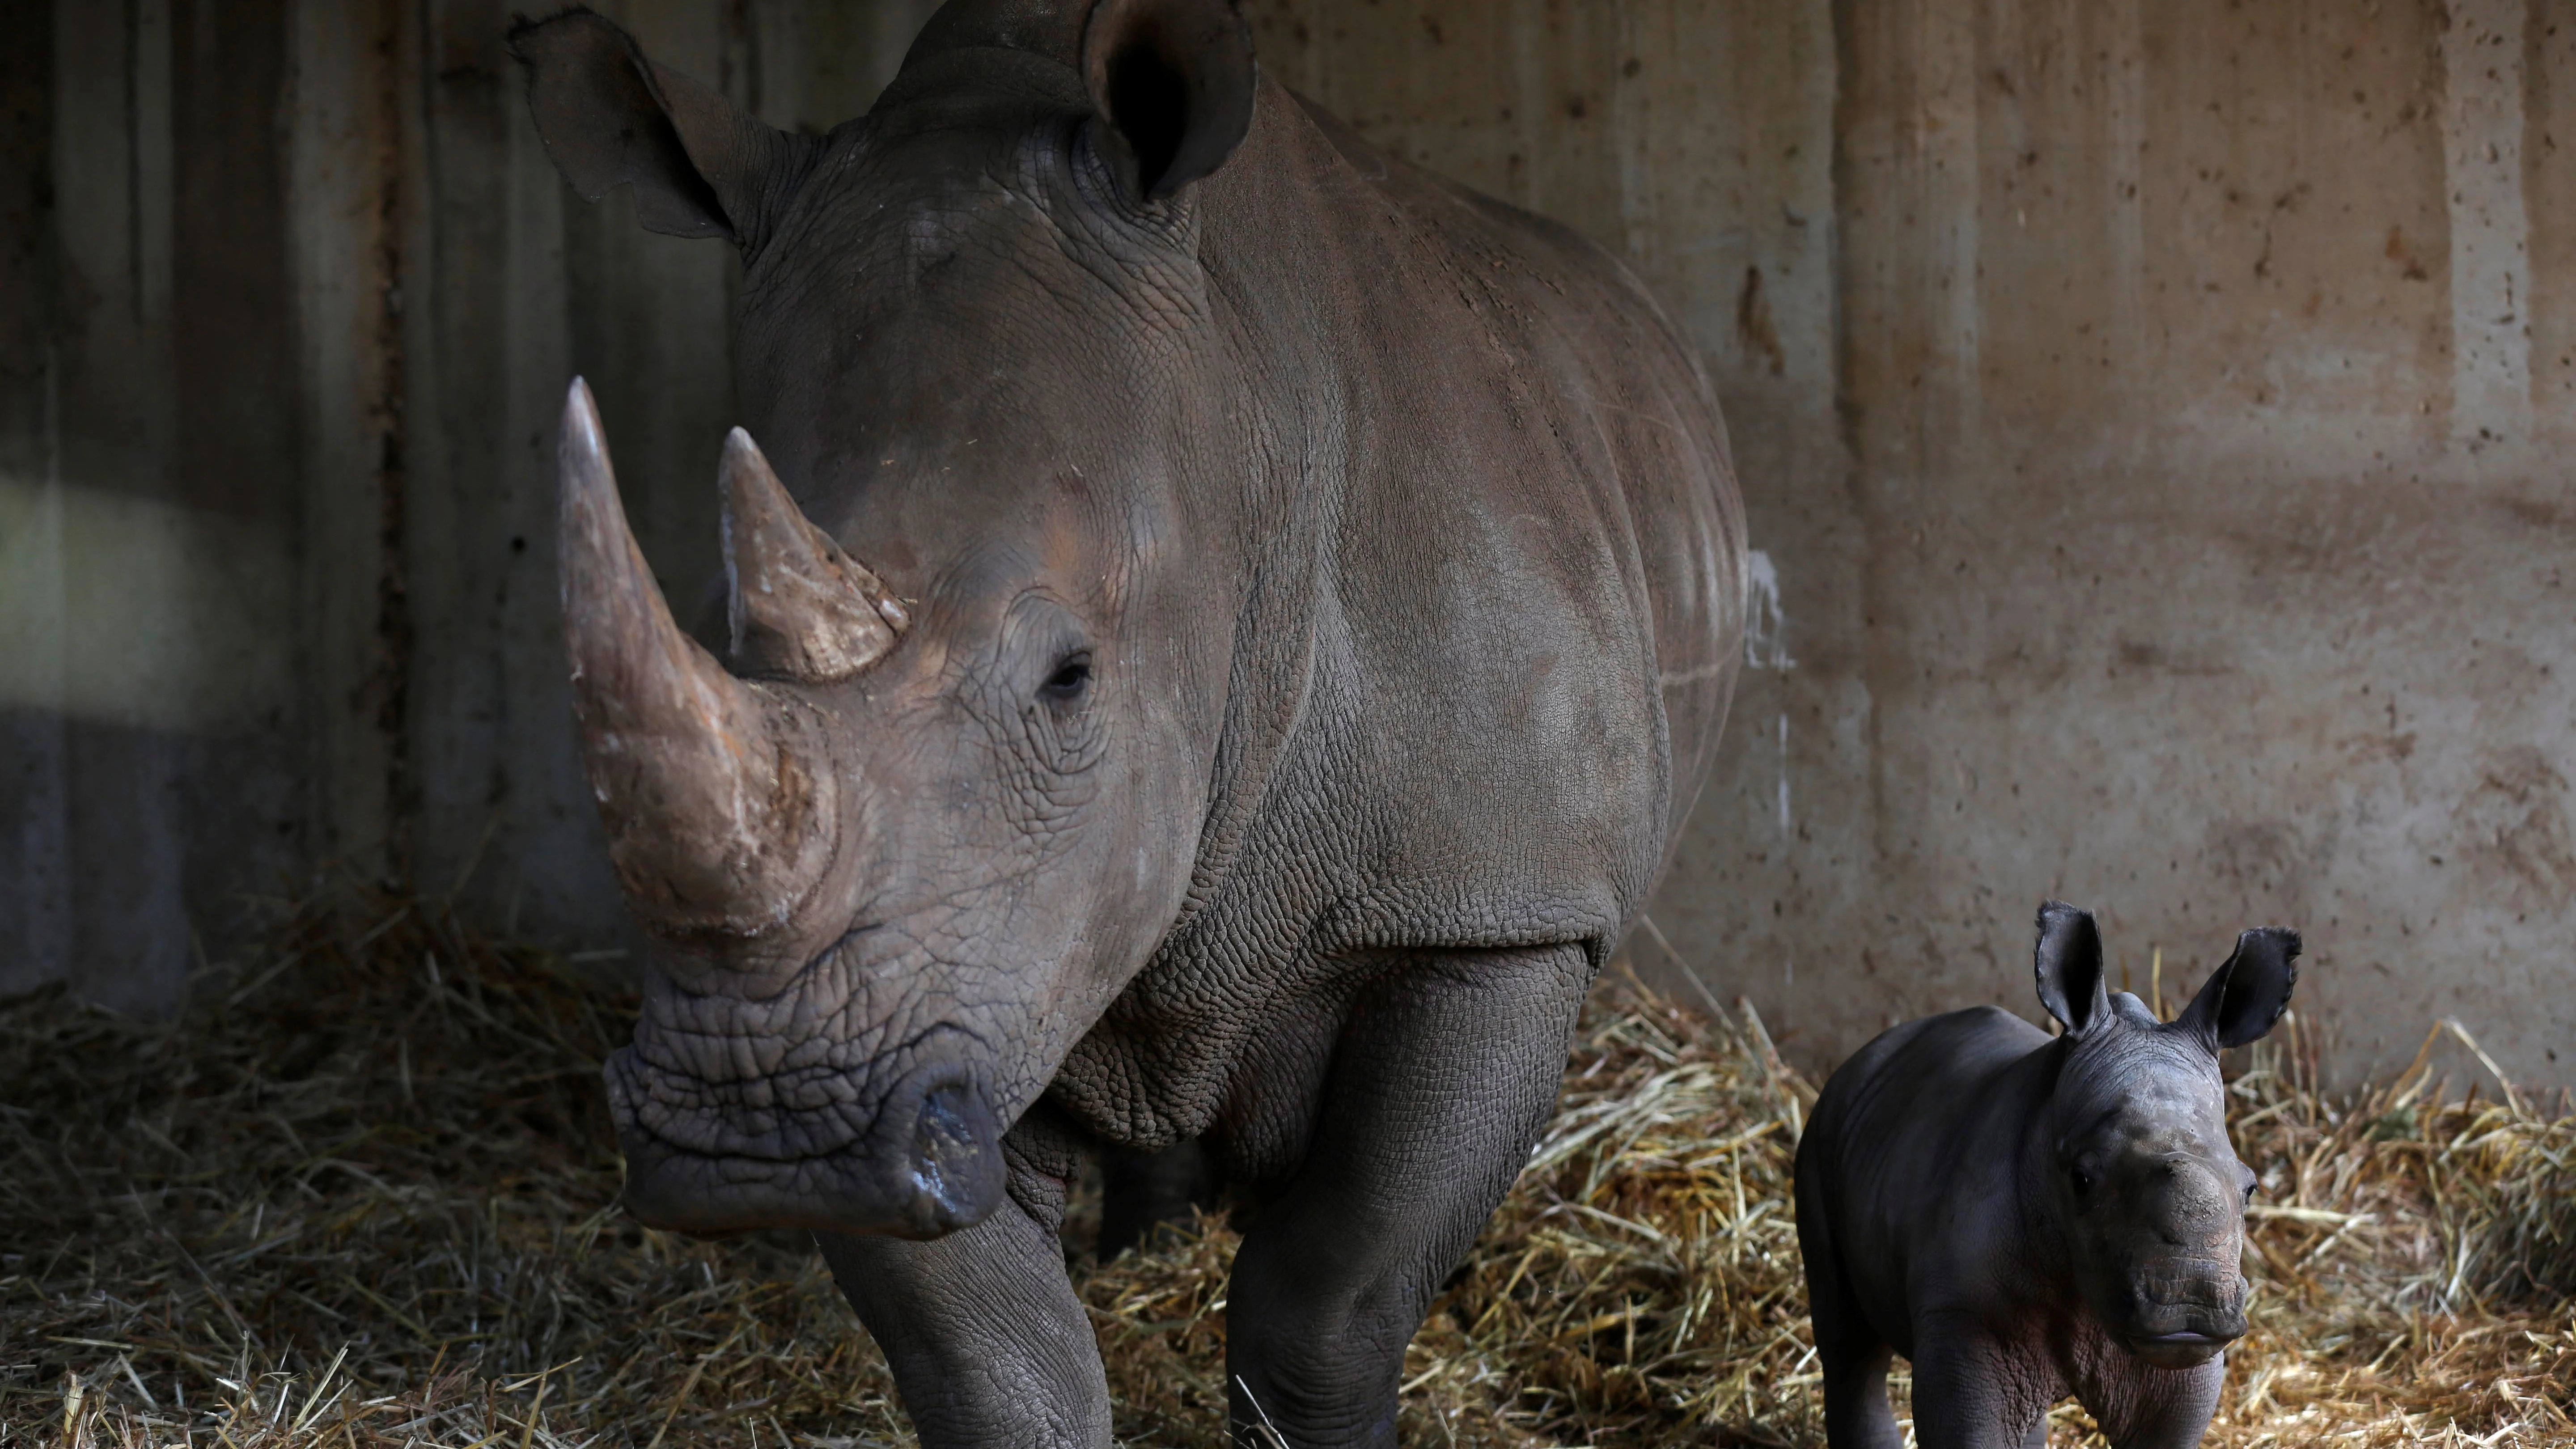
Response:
[3,888,2569,1447]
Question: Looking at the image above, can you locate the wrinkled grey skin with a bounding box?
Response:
[1795,903,2300,1449]
[512,2,1745,1445]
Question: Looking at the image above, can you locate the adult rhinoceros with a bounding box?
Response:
[513,3,1745,1444]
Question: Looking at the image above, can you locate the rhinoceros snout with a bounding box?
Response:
[603,1043,1006,1238]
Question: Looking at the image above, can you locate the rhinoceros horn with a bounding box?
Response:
[557,378,841,934]
[717,427,909,681]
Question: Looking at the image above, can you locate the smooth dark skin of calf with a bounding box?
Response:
[1796,905,2299,1449]
[511,3,1746,1445]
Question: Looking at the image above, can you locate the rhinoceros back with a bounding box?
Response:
[1253,92,1747,938]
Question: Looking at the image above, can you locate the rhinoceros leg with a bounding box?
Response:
[813,1106,1110,1449]
[1798,1225,1902,1449]
[1906,1315,2057,1449]
[2087,1357,2223,1449]
[1224,944,1589,1449]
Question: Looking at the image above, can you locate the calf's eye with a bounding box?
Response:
[1040,653,1092,703]
[2070,1168,2095,1198]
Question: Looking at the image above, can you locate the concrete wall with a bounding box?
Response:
[1247,0,2574,1090]
[0,0,943,1006]
[5,1,2567,1090]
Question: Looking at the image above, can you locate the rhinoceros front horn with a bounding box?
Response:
[557,378,838,934]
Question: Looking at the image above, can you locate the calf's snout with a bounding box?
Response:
[2123,1263,2248,1368]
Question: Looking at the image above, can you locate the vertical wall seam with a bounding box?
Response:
[126,0,143,322]
[2439,0,2536,450]
[373,0,415,879]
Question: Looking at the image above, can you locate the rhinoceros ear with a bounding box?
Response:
[1082,0,1257,202]
[2178,928,2300,1051]
[2033,901,2110,1036]
[511,9,819,250]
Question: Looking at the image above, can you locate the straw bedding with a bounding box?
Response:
[3,890,2569,1447]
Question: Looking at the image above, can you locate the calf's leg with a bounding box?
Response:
[1794,1207,1901,1449]
[1817,1334,1904,1449]
[1224,944,1589,1449]
[1907,1318,2055,1449]
[2089,1359,2223,1449]
[815,1108,1109,1449]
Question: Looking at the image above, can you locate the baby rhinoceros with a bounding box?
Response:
[1794,902,2299,1449]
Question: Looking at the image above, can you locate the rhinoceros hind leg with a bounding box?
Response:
[1797,1199,1902,1449]
[1809,1300,1901,1446]
[815,1108,1109,1449]
[1222,944,1590,1449]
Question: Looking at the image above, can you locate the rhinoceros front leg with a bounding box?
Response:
[2087,1357,2224,1449]
[813,1106,1109,1449]
[1906,1316,2059,1449]
[1224,944,1590,1448]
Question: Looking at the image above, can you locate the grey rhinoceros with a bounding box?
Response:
[513,2,1746,1444]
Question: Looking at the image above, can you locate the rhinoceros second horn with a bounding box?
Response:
[718,427,908,681]
[557,378,835,934]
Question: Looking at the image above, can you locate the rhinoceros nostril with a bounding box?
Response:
[900,1076,1004,1232]
[913,1085,978,1182]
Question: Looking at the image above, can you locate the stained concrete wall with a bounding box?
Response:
[4,1,2568,1090]
[0,0,944,1007]
[1246,0,2574,1091]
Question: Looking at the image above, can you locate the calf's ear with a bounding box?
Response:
[2034,901,2110,1036]
[1082,0,1257,202]
[2179,928,2300,1050]
[510,9,816,248]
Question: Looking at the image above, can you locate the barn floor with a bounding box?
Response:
[3,890,2569,1448]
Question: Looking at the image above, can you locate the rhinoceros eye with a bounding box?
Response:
[2070,1166,2096,1199]
[1040,652,1092,703]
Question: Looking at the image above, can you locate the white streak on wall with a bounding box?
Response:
[1746,549,1792,842]
[1744,547,1794,669]
[1776,711,1791,839]
[2441,0,2534,445]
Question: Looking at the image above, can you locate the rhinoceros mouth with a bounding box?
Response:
[2119,1286,2246,1369]
[603,1046,1006,1238]
[2123,1328,2233,1369]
